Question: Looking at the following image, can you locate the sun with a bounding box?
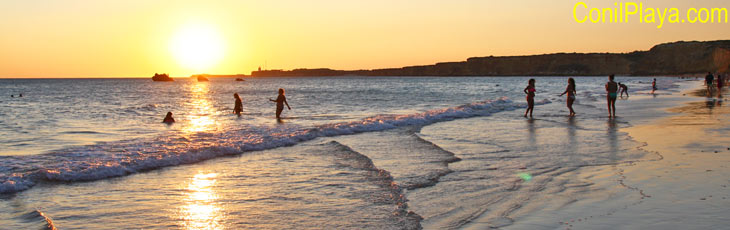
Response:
[170,23,225,72]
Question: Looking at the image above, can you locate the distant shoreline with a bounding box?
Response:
[0,75,705,80]
[248,40,730,78]
[1,40,728,79]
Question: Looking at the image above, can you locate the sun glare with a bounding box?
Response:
[170,23,225,72]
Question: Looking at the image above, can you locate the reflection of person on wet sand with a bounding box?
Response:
[163,112,175,124]
[523,79,536,118]
[233,93,243,117]
[559,78,576,116]
[618,82,628,97]
[605,75,618,118]
[269,88,291,120]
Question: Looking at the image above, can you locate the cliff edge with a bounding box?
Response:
[251,40,730,77]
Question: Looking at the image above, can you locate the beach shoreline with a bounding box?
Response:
[497,80,730,229]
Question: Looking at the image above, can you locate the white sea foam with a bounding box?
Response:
[0,97,548,194]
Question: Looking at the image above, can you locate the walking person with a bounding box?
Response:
[706,72,714,96]
[233,93,243,117]
[269,88,291,120]
[559,78,577,116]
[717,74,724,97]
[651,78,657,94]
[606,75,618,118]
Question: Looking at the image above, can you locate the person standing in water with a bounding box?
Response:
[269,88,291,120]
[559,78,577,116]
[618,82,629,97]
[717,74,724,97]
[706,72,714,95]
[651,78,657,94]
[233,93,243,117]
[163,112,175,124]
[606,75,619,118]
[523,78,536,118]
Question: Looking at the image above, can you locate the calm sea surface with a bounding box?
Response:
[0,76,689,229]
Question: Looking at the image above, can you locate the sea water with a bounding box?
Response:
[0,76,690,229]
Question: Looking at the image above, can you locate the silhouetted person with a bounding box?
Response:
[18,94,22,97]
[606,75,618,118]
[233,93,243,117]
[717,74,724,97]
[269,88,291,120]
[10,95,13,98]
[560,78,577,116]
[706,72,714,95]
[523,78,536,118]
[163,112,175,124]
[651,78,657,94]
[619,82,629,97]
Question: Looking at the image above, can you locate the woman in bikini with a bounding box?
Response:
[233,93,243,117]
[524,78,536,118]
[606,75,618,118]
[269,88,291,120]
[560,78,577,116]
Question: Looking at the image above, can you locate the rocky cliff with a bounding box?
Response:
[250,40,730,77]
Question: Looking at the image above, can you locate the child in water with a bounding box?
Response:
[523,79,536,118]
[606,75,618,118]
[618,82,628,97]
[559,78,577,116]
[163,112,175,124]
[269,88,291,120]
[233,93,243,117]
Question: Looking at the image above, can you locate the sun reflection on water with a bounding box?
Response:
[184,82,218,134]
[181,172,223,230]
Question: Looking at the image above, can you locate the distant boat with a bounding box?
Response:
[235,78,245,81]
[152,73,173,81]
[197,75,209,81]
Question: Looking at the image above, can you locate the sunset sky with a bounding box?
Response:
[1,0,728,78]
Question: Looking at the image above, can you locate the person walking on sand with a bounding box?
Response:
[233,93,243,117]
[706,72,714,95]
[559,78,577,116]
[619,82,629,97]
[606,75,618,118]
[523,79,536,118]
[651,78,657,94]
[269,88,291,120]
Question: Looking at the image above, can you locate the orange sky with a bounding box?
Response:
[1,0,728,78]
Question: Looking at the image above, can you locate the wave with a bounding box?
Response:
[0,97,548,194]
[325,141,422,229]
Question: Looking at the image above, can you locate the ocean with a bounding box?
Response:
[0,76,692,229]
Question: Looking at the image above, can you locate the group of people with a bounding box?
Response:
[705,72,727,97]
[163,88,291,124]
[162,73,718,124]
[523,75,641,119]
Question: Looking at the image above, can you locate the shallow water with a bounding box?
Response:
[0,76,690,229]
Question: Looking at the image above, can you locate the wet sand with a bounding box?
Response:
[504,82,730,229]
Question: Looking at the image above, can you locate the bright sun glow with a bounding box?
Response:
[170,23,225,72]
